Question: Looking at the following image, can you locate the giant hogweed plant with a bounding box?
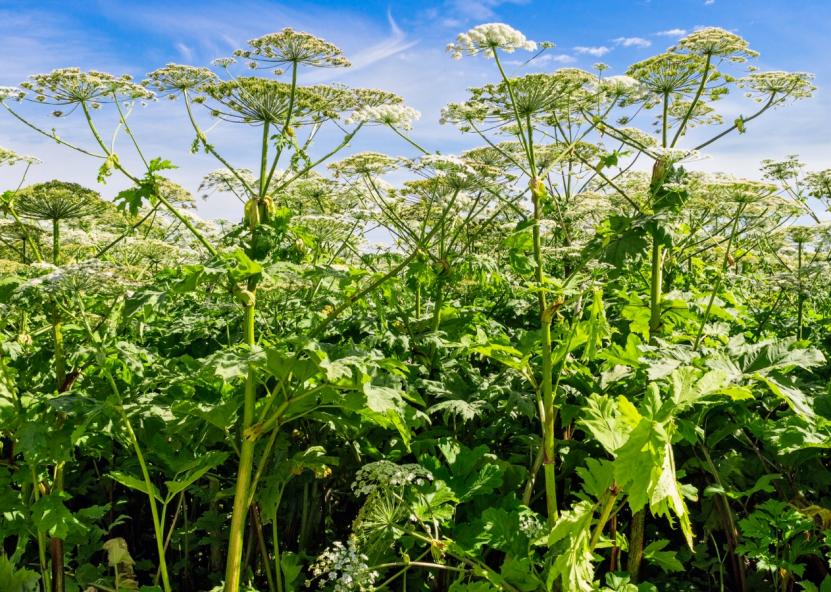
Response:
[0,29,423,592]
[1,21,831,592]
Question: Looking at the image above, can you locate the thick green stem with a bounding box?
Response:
[271,502,285,592]
[589,486,619,552]
[532,184,557,525]
[430,275,445,333]
[92,330,171,591]
[224,304,258,592]
[693,203,744,350]
[51,219,60,265]
[252,504,276,592]
[649,241,664,338]
[796,241,804,340]
[120,406,172,592]
[30,466,52,592]
[52,307,65,392]
[628,509,646,583]
[50,463,66,592]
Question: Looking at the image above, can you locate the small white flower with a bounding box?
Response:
[346,104,421,130]
[649,146,709,164]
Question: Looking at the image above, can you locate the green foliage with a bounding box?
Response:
[0,18,828,592]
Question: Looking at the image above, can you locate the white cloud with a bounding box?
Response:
[704,0,715,5]
[574,46,611,57]
[655,28,688,37]
[545,54,577,64]
[613,37,652,48]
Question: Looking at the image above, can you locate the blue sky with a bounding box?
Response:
[1,0,829,219]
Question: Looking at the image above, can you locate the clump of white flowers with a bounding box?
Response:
[15,259,123,297]
[439,101,489,128]
[143,64,217,97]
[19,68,154,106]
[0,145,40,167]
[412,154,477,176]
[601,75,644,99]
[352,460,433,496]
[235,28,351,69]
[671,27,759,62]
[330,152,401,176]
[0,86,25,102]
[447,23,543,59]
[199,168,258,200]
[518,510,547,541]
[739,71,816,102]
[307,538,378,592]
[346,104,421,130]
[649,146,708,164]
[806,169,831,200]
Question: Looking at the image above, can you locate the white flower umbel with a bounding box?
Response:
[235,28,351,70]
[601,75,644,98]
[307,538,378,592]
[0,86,25,102]
[346,104,421,130]
[143,64,217,98]
[447,23,541,59]
[739,71,816,103]
[671,27,758,62]
[0,145,41,167]
[330,151,401,176]
[649,146,709,165]
[352,460,433,496]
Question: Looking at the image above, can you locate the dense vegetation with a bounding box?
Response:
[1,22,831,592]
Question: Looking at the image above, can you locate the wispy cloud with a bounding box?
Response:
[574,45,611,57]
[175,42,193,61]
[655,28,688,37]
[704,0,715,5]
[304,10,418,83]
[444,0,531,21]
[613,36,651,48]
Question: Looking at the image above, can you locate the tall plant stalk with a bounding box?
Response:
[493,49,559,525]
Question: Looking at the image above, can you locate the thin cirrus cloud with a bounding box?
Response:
[304,10,419,83]
[444,0,531,21]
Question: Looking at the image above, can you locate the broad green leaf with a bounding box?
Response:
[108,471,162,503]
[165,451,229,497]
[757,375,815,419]
[643,539,683,573]
[546,500,596,592]
[30,493,86,540]
[359,383,411,447]
[580,394,629,455]
[704,473,782,500]
[613,419,694,548]
[576,457,615,501]
[280,551,303,592]
[500,556,542,592]
[0,555,39,592]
